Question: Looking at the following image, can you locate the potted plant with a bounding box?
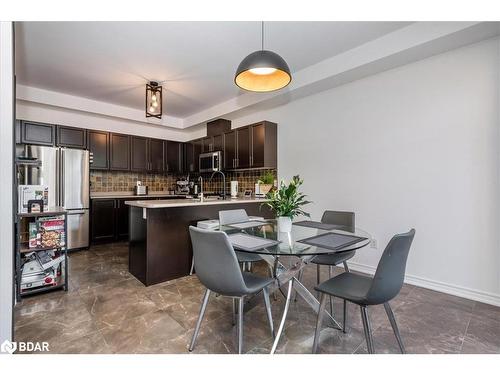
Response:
[257,170,275,195]
[262,175,311,232]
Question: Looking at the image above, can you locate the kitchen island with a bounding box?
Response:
[125,197,273,286]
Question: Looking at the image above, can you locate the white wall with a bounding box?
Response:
[0,21,14,344]
[233,38,500,305]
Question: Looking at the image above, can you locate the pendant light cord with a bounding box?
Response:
[261,21,264,51]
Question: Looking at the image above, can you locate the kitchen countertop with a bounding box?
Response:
[125,197,268,209]
[90,192,187,199]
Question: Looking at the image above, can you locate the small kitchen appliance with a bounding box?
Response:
[176,178,190,195]
[134,181,148,196]
[230,180,238,198]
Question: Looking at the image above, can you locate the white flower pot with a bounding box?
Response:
[277,216,292,233]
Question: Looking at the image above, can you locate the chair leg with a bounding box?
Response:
[189,289,211,352]
[384,302,406,354]
[343,261,350,272]
[312,293,328,353]
[189,258,195,275]
[232,298,237,326]
[328,266,334,316]
[263,287,274,337]
[316,264,321,297]
[342,299,348,333]
[360,306,374,354]
[237,297,244,354]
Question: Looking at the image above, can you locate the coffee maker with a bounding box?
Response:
[175,178,190,195]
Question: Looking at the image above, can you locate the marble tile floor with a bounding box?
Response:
[14,242,500,354]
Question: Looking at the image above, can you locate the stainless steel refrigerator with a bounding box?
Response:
[16,145,90,250]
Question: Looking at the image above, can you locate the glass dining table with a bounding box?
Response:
[219,219,372,354]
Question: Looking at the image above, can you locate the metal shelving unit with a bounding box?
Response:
[15,208,69,301]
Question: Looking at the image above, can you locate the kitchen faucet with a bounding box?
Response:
[210,170,226,200]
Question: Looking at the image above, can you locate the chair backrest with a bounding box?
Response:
[365,229,416,305]
[321,210,355,232]
[189,226,248,296]
[219,209,249,226]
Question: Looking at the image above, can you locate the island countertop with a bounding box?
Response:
[125,197,268,209]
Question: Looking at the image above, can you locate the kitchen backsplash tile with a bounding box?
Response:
[90,169,277,194]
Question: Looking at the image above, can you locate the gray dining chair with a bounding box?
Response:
[219,209,264,271]
[312,229,415,354]
[297,210,356,327]
[188,226,275,354]
[190,209,263,275]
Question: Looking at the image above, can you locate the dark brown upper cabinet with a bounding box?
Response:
[213,134,223,151]
[202,134,223,152]
[57,126,87,149]
[88,130,109,170]
[149,138,165,173]
[236,127,250,169]
[250,121,277,168]
[165,140,182,174]
[110,133,130,171]
[131,136,149,172]
[183,142,195,173]
[21,121,55,146]
[223,130,236,170]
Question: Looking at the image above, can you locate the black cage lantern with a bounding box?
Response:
[145,81,162,119]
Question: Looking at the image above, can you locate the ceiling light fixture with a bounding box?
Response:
[235,21,292,92]
[146,81,162,119]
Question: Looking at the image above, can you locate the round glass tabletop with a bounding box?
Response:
[219,219,372,257]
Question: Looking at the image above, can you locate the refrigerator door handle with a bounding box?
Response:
[67,210,86,215]
[60,148,65,208]
[55,149,60,207]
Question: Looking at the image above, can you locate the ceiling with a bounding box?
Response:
[15,21,412,118]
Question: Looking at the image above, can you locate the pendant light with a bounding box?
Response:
[235,22,291,92]
[145,81,162,119]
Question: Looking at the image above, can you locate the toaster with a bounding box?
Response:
[134,185,148,196]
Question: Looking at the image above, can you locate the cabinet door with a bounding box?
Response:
[184,142,195,173]
[250,123,266,168]
[193,140,202,172]
[57,126,87,149]
[223,131,236,169]
[110,133,130,171]
[91,199,116,242]
[149,139,165,173]
[201,137,209,153]
[213,134,223,151]
[130,136,148,172]
[115,199,129,240]
[236,127,250,168]
[165,141,182,174]
[88,130,109,170]
[21,121,55,146]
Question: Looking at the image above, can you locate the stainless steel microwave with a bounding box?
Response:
[199,151,222,173]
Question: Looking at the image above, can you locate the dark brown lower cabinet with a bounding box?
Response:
[91,199,128,243]
[91,199,116,243]
[115,199,130,240]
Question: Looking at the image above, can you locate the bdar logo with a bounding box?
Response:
[1,339,17,354]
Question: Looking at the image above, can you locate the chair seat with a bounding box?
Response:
[311,250,355,266]
[236,251,262,263]
[242,272,274,294]
[314,272,373,305]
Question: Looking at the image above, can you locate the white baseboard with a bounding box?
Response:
[347,261,500,307]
